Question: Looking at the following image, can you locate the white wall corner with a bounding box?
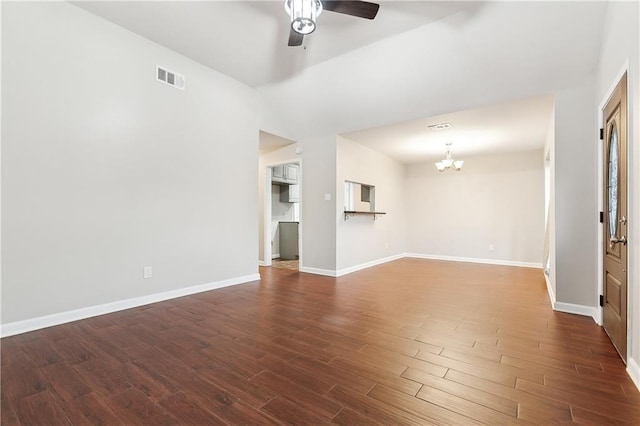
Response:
[335,253,405,277]
[544,273,556,306]
[552,301,599,323]
[592,304,603,326]
[0,273,260,338]
[627,356,640,392]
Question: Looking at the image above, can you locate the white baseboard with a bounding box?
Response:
[299,266,337,277]
[335,253,405,277]
[543,267,601,324]
[628,357,640,392]
[258,260,267,266]
[0,273,260,338]
[404,253,542,269]
[272,253,280,259]
[592,303,602,325]
[552,301,598,322]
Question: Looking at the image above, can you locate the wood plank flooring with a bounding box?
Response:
[2,258,639,425]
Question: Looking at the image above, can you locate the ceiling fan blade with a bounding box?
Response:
[322,1,380,19]
[288,28,304,47]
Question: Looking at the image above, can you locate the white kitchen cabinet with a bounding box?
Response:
[272,165,285,181]
[272,164,298,185]
[285,164,298,182]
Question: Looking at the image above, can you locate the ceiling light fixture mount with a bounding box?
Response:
[435,142,463,172]
[284,0,380,47]
[284,0,323,35]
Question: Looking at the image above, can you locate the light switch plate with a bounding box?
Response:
[143,266,153,279]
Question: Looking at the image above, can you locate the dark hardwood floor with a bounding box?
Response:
[2,258,639,425]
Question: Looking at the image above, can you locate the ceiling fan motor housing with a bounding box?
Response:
[285,0,323,35]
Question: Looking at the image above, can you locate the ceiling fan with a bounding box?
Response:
[284,0,380,47]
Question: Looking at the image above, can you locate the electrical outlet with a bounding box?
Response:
[488,244,495,251]
[143,266,153,279]
[385,242,389,249]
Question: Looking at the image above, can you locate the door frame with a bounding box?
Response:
[597,61,630,361]
[263,158,303,267]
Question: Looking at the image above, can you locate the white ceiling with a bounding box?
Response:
[73,1,481,88]
[342,94,554,163]
[72,1,607,160]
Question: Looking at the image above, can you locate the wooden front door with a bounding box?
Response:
[602,73,628,361]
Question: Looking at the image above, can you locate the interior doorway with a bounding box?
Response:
[600,72,628,362]
[264,160,302,271]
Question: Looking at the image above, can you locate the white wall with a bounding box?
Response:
[336,137,405,272]
[298,136,337,272]
[405,150,544,266]
[596,0,640,377]
[1,2,259,325]
[553,77,598,307]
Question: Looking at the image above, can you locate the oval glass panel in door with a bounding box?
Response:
[608,124,619,241]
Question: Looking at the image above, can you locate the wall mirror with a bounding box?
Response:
[344,181,375,212]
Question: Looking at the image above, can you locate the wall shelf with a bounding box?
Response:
[344,210,387,221]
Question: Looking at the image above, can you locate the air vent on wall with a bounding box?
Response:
[428,123,451,131]
[156,65,185,90]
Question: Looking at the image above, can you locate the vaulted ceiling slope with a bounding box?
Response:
[74,1,606,142]
[72,1,481,88]
[258,1,607,140]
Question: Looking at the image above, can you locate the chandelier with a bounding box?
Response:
[435,142,464,172]
[284,0,323,35]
